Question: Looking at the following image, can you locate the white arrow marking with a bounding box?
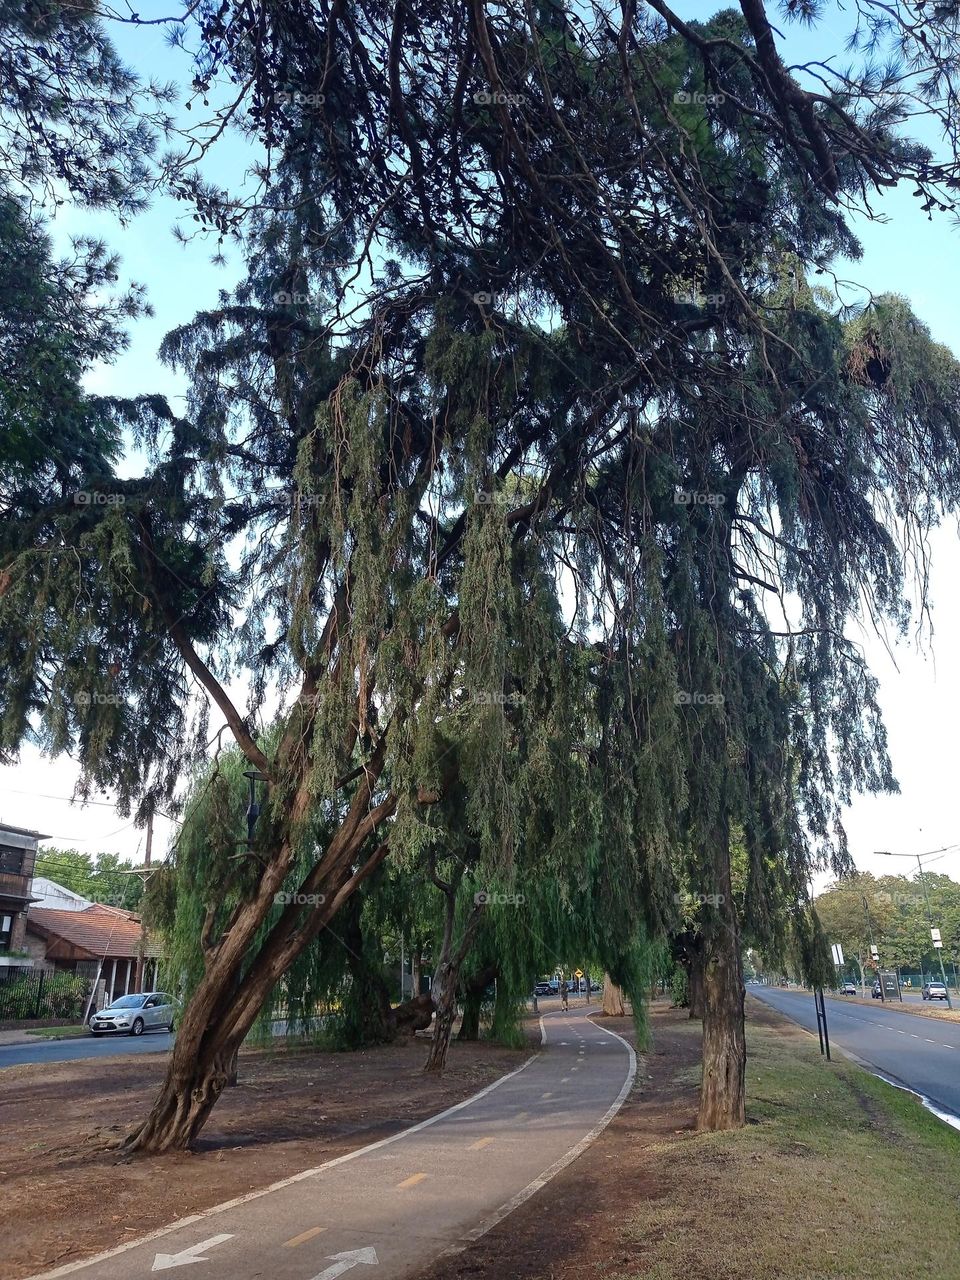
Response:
[151,1234,234,1271]
[311,1246,380,1279]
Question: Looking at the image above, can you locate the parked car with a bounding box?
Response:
[533,981,554,996]
[839,981,857,996]
[922,981,948,1001]
[89,992,177,1036]
[872,981,882,999]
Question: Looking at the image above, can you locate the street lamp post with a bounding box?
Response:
[243,770,270,847]
[875,849,953,1010]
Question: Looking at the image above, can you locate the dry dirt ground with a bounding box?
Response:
[2,1034,532,1280]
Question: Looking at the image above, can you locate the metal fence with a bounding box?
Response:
[0,965,91,1021]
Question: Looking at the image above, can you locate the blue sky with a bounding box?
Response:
[3,4,960,889]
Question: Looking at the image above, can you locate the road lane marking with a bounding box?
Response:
[541,1092,553,1099]
[561,1076,571,1083]
[468,1137,495,1150]
[311,1247,379,1279]
[396,1172,428,1189]
[283,1227,327,1248]
[152,1235,233,1271]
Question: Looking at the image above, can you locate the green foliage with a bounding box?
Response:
[671,967,689,1009]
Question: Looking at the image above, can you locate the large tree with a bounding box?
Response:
[6,0,960,1148]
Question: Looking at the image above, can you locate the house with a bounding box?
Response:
[0,823,46,959]
[29,876,92,912]
[25,899,162,1005]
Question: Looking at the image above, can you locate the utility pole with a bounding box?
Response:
[875,848,954,1009]
[861,892,884,1002]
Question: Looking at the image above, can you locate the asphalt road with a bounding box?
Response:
[0,1018,329,1069]
[24,1005,634,1280]
[0,1027,174,1068]
[749,985,960,1120]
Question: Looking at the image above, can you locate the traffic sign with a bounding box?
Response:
[574,969,584,979]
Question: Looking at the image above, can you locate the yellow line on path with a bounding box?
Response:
[469,1136,495,1150]
[283,1227,327,1248]
[397,1172,429,1189]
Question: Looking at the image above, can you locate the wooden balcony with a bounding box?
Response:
[0,871,33,902]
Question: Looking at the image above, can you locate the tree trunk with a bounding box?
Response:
[457,965,497,1041]
[697,901,746,1131]
[424,961,458,1073]
[125,810,391,1152]
[341,893,395,1046]
[410,947,422,998]
[125,1034,241,1152]
[688,949,705,1019]
[423,867,484,1074]
[601,973,626,1017]
[389,992,434,1036]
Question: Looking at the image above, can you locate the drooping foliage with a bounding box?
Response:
[4,1,960,1144]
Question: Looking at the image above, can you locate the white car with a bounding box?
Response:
[839,981,857,996]
[89,992,177,1036]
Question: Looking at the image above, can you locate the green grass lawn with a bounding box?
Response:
[24,1025,89,1039]
[620,1013,960,1280]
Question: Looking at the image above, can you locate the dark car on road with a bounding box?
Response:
[922,981,949,1001]
[533,981,554,997]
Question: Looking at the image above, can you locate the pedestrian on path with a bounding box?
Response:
[560,979,569,1011]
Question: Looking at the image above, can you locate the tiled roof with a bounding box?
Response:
[27,904,161,959]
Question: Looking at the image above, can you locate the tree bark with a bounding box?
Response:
[423,862,484,1074]
[601,973,626,1017]
[457,964,498,1041]
[697,890,746,1131]
[124,790,393,1152]
[341,893,394,1046]
[688,948,705,1019]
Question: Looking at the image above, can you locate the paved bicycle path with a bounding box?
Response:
[28,1005,635,1280]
